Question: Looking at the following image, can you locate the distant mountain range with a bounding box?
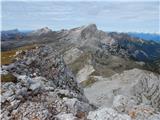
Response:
[2,29,159,43]
[1,26,160,61]
[1,29,30,41]
[1,24,160,72]
[1,28,53,41]
[128,32,160,42]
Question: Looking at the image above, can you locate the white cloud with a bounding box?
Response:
[1,0,159,33]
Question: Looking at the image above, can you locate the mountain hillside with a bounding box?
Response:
[1,29,26,41]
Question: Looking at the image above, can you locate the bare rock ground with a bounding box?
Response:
[1,46,94,120]
[84,68,160,119]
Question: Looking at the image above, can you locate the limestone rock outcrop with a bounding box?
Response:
[1,46,93,120]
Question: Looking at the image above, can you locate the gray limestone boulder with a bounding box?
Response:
[87,107,131,120]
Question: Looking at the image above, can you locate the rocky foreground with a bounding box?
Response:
[1,45,160,120]
[1,46,93,120]
[85,68,160,120]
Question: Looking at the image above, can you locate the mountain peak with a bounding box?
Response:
[38,27,52,33]
[29,27,52,36]
[84,24,97,31]
[80,24,98,39]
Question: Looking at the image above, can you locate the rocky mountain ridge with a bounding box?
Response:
[2,24,160,62]
[1,46,94,120]
[28,27,52,36]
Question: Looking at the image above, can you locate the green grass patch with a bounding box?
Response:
[1,44,38,65]
[1,73,17,83]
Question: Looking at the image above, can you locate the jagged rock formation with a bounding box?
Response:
[87,107,132,120]
[87,95,160,120]
[111,68,160,111]
[132,73,160,111]
[63,24,113,49]
[84,68,160,119]
[1,46,93,120]
[4,46,84,95]
[112,95,160,120]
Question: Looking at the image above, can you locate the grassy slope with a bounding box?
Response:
[68,52,92,75]
[1,44,38,82]
[1,44,38,65]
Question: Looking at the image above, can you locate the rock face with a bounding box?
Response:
[76,64,95,83]
[132,72,160,111]
[84,68,160,119]
[62,24,112,48]
[111,68,160,111]
[87,94,160,120]
[1,46,93,120]
[4,46,84,96]
[87,107,131,120]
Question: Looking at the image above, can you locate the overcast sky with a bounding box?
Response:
[1,0,160,33]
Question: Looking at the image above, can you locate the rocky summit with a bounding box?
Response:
[1,24,160,120]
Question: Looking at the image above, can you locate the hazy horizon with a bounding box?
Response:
[1,0,160,33]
